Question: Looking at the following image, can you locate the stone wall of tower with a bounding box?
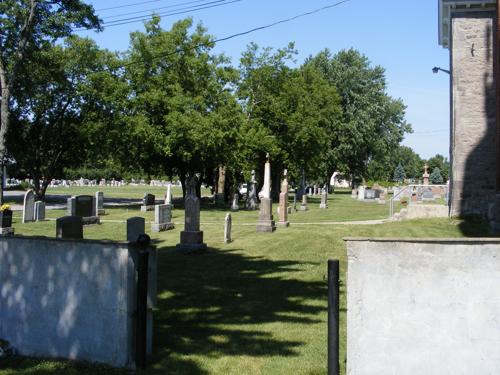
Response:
[450,11,497,218]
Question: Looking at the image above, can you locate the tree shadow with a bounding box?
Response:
[148,246,327,373]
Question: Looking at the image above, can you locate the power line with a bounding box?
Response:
[97,0,165,12]
[75,0,241,30]
[115,0,352,70]
[102,0,233,25]
[102,0,215,20]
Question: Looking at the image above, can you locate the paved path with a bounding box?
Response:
[15,217,388,226]
[6,191,142,211]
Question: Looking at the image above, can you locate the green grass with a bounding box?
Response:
[0,190,489,375]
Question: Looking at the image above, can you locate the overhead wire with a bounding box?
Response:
[102,0,217,20]
[97,0,166,12]
[75,0,240,30]
[109,0,353,71]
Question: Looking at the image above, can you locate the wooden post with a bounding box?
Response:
[328,260,340,375]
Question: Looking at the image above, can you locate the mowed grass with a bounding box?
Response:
[0,189,490,375]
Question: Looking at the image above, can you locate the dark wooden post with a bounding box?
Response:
[328,260,340,375]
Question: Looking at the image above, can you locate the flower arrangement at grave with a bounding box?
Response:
[0,204,12,228]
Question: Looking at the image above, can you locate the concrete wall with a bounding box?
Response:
[403,204,449,220]
[0,236,144,368]
[345,238,500,375]
[451,11,497,218]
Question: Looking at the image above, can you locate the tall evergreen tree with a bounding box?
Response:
[393,163,406,183]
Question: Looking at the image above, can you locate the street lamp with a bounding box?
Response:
[432,66,450,75]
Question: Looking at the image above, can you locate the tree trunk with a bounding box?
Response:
[196,178,202,200]
[179,170,186,201]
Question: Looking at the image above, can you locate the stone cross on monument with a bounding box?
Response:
[423,163,430,186]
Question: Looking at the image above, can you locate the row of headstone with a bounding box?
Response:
[55,215,149,242]
[306,185,325,196]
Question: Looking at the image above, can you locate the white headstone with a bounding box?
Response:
[224,213,232,243]
[165,183,172,205]
[357,186,366,201]
[22,189,35,223]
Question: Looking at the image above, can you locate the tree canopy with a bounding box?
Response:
[6,16,418,199]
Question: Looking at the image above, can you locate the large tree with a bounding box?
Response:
[8,36,121,199]
[0,0,100,201]
[306,49,412,180]
[123,17,243,197]
[238,43,342,196]
[426,154,449,182]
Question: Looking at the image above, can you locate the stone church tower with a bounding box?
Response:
[439,0,499,225]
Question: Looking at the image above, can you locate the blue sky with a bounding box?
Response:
[79,0,450,160]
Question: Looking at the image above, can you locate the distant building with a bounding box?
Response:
[438,0,499,223]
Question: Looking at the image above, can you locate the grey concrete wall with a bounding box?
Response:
[345,238,500,375]
[404,204,449,219]
[451,12,497,218]
[0,236,139,368]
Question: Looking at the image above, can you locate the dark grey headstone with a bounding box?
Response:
[75,195,94,217]
[143,193,155,206]
[56,216,83,239]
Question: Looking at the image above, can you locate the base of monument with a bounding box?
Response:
[231,207,239,212]
[378,200,386,205]
[256,220,276,232]
[277,221,289,227]
[299,205,309,211]
[82,216,100,225]
[319,204,328,209]
[176,231,207,253]
[0,227,14,236]
[140,205,155,212]
[151,222,175,232]
[98,209,106,215]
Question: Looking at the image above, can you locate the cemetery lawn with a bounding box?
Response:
[1,191,490,375]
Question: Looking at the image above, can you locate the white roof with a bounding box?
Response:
[439,0,496,48]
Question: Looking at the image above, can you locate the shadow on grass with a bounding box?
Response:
[458,216,495,237]
[149,245,327,374]
[0,245,329,375]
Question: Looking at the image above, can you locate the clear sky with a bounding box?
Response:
[79,0,450,160]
